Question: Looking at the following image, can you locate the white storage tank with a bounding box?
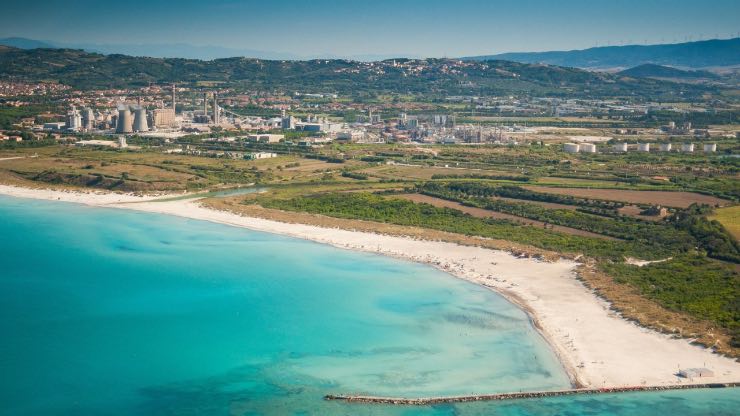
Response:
[580,143,597,153]
[659,143,672,152]
[703,143,716,152]
[613,142,628,152]
[637,143,650,152]
[563,143,580,153]
[682,143,694,152]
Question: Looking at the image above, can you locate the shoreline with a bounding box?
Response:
[1,184,738,389]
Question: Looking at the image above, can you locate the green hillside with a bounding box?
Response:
[0,47,722,100]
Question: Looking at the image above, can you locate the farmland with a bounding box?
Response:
[525,186,730,208]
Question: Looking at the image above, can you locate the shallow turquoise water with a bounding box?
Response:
[0,196,737,415]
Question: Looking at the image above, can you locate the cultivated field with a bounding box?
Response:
[526,186,730,208]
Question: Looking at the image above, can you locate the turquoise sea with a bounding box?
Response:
[0,195,737,415]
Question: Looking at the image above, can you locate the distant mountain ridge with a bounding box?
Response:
[463,38,740,69]
[0,37,418,61]
[618,64,718,79]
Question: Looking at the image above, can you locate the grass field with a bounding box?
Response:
[709,206,740,240]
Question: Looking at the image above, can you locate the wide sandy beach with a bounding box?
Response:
[1,184,738,390]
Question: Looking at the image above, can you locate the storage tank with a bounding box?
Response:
[681,143,694,152]
[115,108,133,134]
[637,143,650,152]
[580,143,597,153]
[133,107,149,132]
[613,142,628,152]
[659,143,672,152]
[703,143,716,152]
[563,143,580,153]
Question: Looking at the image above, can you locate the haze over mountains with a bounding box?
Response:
[2,36,739,70]
[463,38,740,70]
[0,37,418,61]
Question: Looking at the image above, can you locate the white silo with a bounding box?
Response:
[81,108,95,130]
[66,106,82,131]
[681,143,694,152]
[580,143,597,153]
[133,107,149,132]
[613,142,628,152]
[116,108,133,134]
[659,143,672,152]
[563,143,580,153]
[703,143,716,152]
[638,143,650,152]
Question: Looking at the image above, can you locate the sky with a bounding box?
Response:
[1,0,739,58]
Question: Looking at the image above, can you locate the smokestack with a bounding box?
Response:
[213,92,219,124]
[203,92,208,117]
[172,84,176,113]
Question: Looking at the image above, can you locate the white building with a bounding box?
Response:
[638,143,650,152]
[245,152,277,160]
[703,143,717,152]
[681,143,694,152]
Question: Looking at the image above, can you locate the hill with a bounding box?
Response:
[0,37,56,50]
[463,38,740,69]
[618,64,718,79]
[0,47,721,100]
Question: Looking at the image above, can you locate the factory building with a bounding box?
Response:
[282,115,298,130]
[703,143,717,152]
[151,108,176,128]
[246,134,284,143]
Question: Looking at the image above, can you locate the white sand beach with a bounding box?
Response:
[1,184,738,389]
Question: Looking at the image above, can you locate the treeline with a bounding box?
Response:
[341,171,368,180]
[430,174,531,182]
[668,205,740,263]
[432,182,622,210]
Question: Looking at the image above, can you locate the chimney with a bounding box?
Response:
[213,92,219,124]
[172,84,176,113]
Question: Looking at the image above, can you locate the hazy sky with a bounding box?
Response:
[1,0,739,57]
